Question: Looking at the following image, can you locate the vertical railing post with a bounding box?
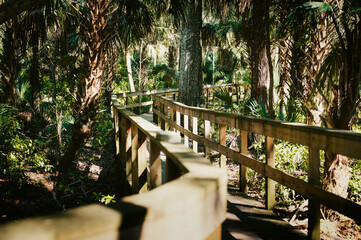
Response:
[266,136,276,210]
[113,105,122,196]
[156,132,182,182]
[308,148,321,240]
[137,95,141,114]
[184,114,189,147]
[160,102,165,129]
[150,95,153,114]
[236,85,239,104]
[149,140,161,189]
[192,116,198,153]
[206,89,209,107]
[152,96,158,125]
[131,123,139,194]
[219,124,226,169]
[164,104,169,131]
[138,130,147,193]
[205,120,211,160]
[176,111,181,135]
[169,107,174,131]
[239,130,248,193]
[120,112,131,196]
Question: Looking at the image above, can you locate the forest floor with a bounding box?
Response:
[1,145,360,240]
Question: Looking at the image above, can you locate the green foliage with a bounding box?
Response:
[0,104,52,184]
[244,98,269,119]
[89,108,113,151]
[348,158,361,203]
[92,192,116,205]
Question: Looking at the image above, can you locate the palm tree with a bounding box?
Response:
[59,0,116,172]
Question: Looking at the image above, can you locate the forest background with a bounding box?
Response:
[0,0,360,238]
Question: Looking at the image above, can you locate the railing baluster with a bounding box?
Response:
[176,111,181,135]
[164,104,169,131]
[205,120,211,160]
[219,124,226,169]
[149,140,162,189]
[266,136,276,210]
[138,130,147,193]
[309,148,321,240]
[193,116,198,153]
[120,113,132,196]
[239,130,248,193]
[169,107,174,131]
[184,114,189,147]
[131,123,139,194]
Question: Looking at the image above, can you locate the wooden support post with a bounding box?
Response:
[169,107,174,131]
[160,103,165,129]
[219,124,226,169]
[205,120,211,161]
[150,95,153,113]
[164,104,169,131]
[266,136,276,210]
[138,130,147,193]
[149,140,161,189]
[125,97,129,107]
[120,114,132,196]
[176,111,181,135]
[206,89,209,107]
[113,106,121,195]
[152,96,158,125]
[239,130,248,193]
[184,115,189,148]
[131,123,139,194]
[138,95,141,114]
[236,85,239,104]
[308,148,321,240]
[192,116,198,153]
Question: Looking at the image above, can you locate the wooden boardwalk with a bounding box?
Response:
[222,190,307,240]
[139,114,307,240]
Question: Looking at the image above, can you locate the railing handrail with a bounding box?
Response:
[152,94,361,239]
[155,96,361,159]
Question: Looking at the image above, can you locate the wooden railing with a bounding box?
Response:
[113,83,243,114]
[0,96,227,240]
[153,95,361,240]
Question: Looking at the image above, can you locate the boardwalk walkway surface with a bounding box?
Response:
[222,190,307,240]
[139,114,307,240]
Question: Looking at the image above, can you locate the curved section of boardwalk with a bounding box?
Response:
[223,190,307,240]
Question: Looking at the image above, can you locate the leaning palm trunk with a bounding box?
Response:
[59,0,111,172]
[322,11,361,218]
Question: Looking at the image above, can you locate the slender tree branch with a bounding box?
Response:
[0,0,48,24]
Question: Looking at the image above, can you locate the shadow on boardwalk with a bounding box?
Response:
[222,190,307,240]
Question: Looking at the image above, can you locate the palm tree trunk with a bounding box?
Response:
[126,48,135,92]
[323,19,361,211]
[178,0,203,106]
[59,0,110,173]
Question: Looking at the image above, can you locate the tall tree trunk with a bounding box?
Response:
[0,19,19,106]
[59,0,110,173]
[250,0,271,113]
[126,47,135,92]
[178,0,203,106]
